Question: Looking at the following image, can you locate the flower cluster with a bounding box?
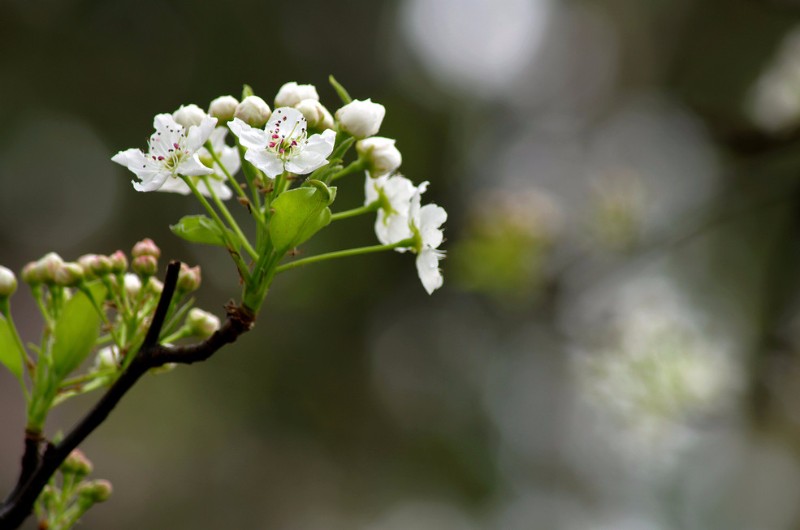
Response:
[111,79,447,296]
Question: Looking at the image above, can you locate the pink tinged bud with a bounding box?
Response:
[21,262,43,286]
[131,238,161,259]
[62,449,93,476]
[53,263,84,287]
[234,96,271,127]
[146,277,164,295]
[132,255,158,277]
[77,479,113,503]
[0,266,17,298]
[38,252,64,284]
[208,95,239,122]
[108,250,128,274]
[172,104,207,129]
[186,308,220,338]
[177,264,202,292]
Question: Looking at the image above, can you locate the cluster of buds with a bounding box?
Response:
[36,450,112,529]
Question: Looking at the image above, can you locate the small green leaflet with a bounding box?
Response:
[270,180,337,253]
[170,215,240,248]
[0,314,24,383]
[51,281,107,379]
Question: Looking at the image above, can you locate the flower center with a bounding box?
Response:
[266,112,308,161]
[147,125,190,172]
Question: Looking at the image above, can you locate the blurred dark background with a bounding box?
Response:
[4,0,800,528]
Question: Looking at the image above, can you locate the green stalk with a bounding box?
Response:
[275,239,413,274]
[0,302,31,398]
[200,175,258,260]
[330,201,379,222]
[180,175,251,282]
[204,141,265,227]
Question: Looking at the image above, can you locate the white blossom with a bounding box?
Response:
[357,136,402,178]
[234,95,271,127]
[409,186,447,294]
[229,107,336,178]
[112,113,217,193]
[157,127,236,199]
[365,174,420,246]
[336,99,385,138]
[275,82,319,108]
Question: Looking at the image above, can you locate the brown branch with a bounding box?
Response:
[0,261,256,529]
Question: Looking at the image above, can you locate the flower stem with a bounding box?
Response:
[1,303,31,399]
[204,141,265,227]
[200,175,258,260]
[179,176,251,282]
[330,201,379,222]
[329,158,367,182]
[275,238,414,274]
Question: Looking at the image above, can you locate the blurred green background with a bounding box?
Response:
[5,0,800,528]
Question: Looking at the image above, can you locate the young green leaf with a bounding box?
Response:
[0,315,24,382]
[51,281,107,379]
[170,215,241,248]
[269,180,336,253]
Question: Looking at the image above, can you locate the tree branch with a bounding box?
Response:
[0,261,256,529]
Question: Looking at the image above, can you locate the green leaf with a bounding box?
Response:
[0,315,24,382]
[270,180,336,253]
[170,215,240,248]
[51,281,107,379]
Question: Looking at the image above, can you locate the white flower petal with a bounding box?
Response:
[132,170,170,192]
[157,176,193,195]
[418,203,447,248]
[177,155,214,177]
[186,116,218,152]
[245,148,284,178]
[268,107,306,136]
[112,148,147,171]
[228,118,269,150]
[285,151,327,174]
[415,248,445,294]
[200,177,233,200]
[304,129,336,156]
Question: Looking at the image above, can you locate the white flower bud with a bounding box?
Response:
[123,273,142,298]
[295,99,334,130]
[234,96,271,127]
[94,346,119,370]
[356,137,402,178]
[275,82,319,108]
[0,265,17,298]
[38,252,64,284]
[336,99,386,138]
[186,308,220,338]
[172,104,207,129]
[208,95,239,122]
[54,263,84,287]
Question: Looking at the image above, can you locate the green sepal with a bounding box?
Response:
[0,314,24,382]
[242,84,254,99]
[51,281,107,379]
[170,215,240,249]
[269,180,336,253]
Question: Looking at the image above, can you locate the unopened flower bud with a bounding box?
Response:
[173,104,207,129]
[108,250,128,274]
[208,95,239,122]
[94,346,119,370]
[0,266,17,298]
[77,479,112,504]
[132,255,158,277]
[186,308,220,338]
[275,82,319,108]
[38,253,64,284]
[123,273,142,298]
[336,99,385,138]
[234,96,271,127]
[21,262,43,286]
[295,99,334,130]
[176,264,201,293]
[146,277,164,295]
[131,238,160,259]
[54,263,84,287]
[62,449,93,477]
[356,137,402,178]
